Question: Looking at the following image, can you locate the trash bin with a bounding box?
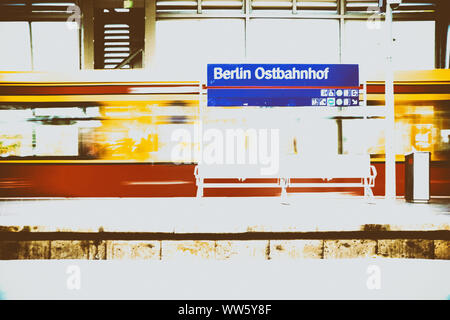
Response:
[404,151,430,203]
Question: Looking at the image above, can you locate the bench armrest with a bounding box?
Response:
[370,165,377,178]
[194,165,199,178]
[368,165,377,187]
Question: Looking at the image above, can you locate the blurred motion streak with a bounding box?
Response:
[0,70,449,197]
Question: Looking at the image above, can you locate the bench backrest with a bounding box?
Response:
[196,155,371,179]
[280,155,371,178]
[196,163,281,179]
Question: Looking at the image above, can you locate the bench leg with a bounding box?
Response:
[196,179,203,198]
[280,178,289,204]
[364,185,375,203]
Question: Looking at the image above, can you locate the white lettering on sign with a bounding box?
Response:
[213,67,251,80]
[254,67,330,80]
[214,67,330,81]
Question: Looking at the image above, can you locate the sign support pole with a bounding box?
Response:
[197,83,204,165]
[385,0,396,200]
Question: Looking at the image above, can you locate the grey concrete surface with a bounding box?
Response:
[0,195,448,233]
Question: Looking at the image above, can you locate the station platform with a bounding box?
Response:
[0,195,449,260]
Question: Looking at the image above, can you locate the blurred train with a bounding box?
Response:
[0,69,449,197]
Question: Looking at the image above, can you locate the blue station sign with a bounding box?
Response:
[207,64,360,107]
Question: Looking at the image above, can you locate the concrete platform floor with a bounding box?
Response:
[0,195,449,260]
[0,195,449,233]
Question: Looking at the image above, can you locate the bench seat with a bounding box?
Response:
[194,155,377,200]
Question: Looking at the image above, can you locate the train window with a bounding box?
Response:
[0,109,34,122]
[247,19,339,63]
[34,107,86,118]
[34,125,79,156]
[342,119,385,156]
[344,20,384,79]
[85,107,101,118]
[344,20,435,79]
[0,22,32,71]
[294,118,338,156]
[0,110,32,157]
[0,123,34,158]
[391,21,435,71]
[31,22,80,71]
[0,108,87,158]
[154,19,244,78]
[441,130,450,146]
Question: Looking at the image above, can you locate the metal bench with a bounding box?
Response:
[280,155,377,200]
[194,163,283,198]
[194,155,377,200]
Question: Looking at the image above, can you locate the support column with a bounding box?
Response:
[384,1,396,200]
[80,0,94,70]
[435,1,449,69]
[244,0,250,59]
[337,119,343,154]
[144,0,156,70]
[28,21,34,70]
[338,0,345,63]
